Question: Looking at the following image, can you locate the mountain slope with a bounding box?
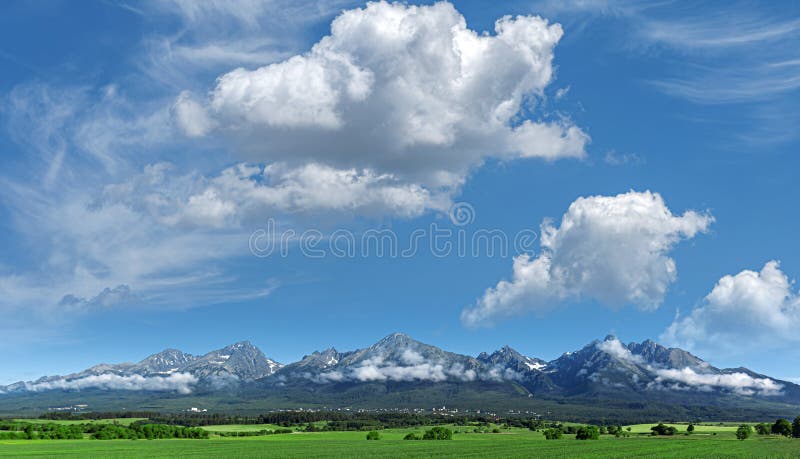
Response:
[2,333,799,420]
[182,341,282,381]
[0,341,282,394]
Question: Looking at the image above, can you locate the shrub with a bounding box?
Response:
[755,423,771,435]
[366,431,380,440]
[422,426,452,440]
[650,423,678,436]
[575,425,600,440]
[403,432,421,440]
[542,428,562,440]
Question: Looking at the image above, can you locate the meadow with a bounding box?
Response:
[1,422,799,458]
[199,423,286,433]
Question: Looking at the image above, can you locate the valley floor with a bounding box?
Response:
[1,428,799,459]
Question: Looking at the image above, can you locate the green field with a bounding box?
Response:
[199,423,286,433]
[1,424,799,458]
[623,423,742,434]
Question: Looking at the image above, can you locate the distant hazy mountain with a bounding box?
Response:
[2,333,799,419]
[1,341,282,395]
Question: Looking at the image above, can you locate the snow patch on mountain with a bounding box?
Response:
[526,361,546,371]
[595,337,784,396]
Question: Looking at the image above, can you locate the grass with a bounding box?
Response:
[0,425,798,458]
[623,423,741,434]
[199,423,286,433]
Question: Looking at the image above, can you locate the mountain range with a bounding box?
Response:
[2,333,799,421]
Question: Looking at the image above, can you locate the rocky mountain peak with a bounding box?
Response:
[132,348,196,374]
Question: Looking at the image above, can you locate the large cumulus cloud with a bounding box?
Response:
[462,191,713,326]
[662,261,800,356]
[175,1,588,214]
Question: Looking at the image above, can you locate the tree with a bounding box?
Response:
[575,426,600,440]
[23,424,35,440]
[305,422,319,432]
[543,428,562,440]
[366,431,380,440]
[736,425,752,441]
[686,424,695,433]
[792,416,800,439]
[651,423,678,436]
[403,432,421,440]
[772,419,792,437]
[422,426,452,440]
[754,423,771,435]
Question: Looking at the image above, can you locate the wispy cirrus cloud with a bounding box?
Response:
[531,0,800,144]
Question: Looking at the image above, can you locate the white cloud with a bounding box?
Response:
[604,149,643,166]
[554,85,570,99]
[139,0,354,88]
[172,91,216,137]
[350,359,449,382]
[206,373,241,390]
[597,337,784,396]
[530,1,800,145]
[462,190,712,326]
[21,373,198,395]
[58,285,139,311]
[306,351,494,384]
[662,261,800,356]
[114,161,449,227]
[157,0,283,29]
[400,349,425,365]
[510,121,590,160]
[640,15,800,50]
[220,163,449,218]
[651,367,784,396]
[5,83,175,183]
[0,1,590,341]
[597,338,644,365]
[0,162,263,323]
[178,1,588,209]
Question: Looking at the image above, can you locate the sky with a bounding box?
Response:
[0,0,799,385]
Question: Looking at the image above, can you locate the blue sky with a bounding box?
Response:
[1,0,799,385]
